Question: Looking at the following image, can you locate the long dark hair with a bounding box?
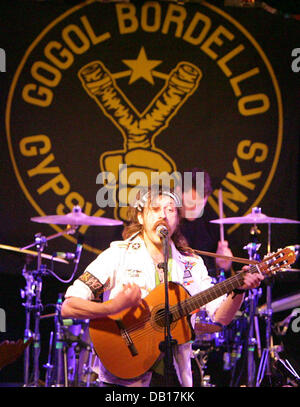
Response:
[122,189,194,255]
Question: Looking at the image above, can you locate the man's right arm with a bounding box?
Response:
[61,283,141,320]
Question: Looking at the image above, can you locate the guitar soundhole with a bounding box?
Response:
[152,306,174,331]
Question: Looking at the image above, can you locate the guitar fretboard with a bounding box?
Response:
[171,264,259,321]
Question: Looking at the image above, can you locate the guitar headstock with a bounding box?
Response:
[259,247,296,275]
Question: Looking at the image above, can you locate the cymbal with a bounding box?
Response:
[31,206,123,226]
[210,212,300,225]
[0,244,69,264]
[259,292,300,313]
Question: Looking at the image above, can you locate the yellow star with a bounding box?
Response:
[122,47,162,85]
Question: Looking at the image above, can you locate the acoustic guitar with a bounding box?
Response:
[89,248,295,379]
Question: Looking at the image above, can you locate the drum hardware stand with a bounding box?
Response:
[243,223,262,387]
[255,276,275,387]
[43,327,71,387]
[43,331,54,387]
[255,221,279,387]
[228,329,243,386]
[54,294,65,386]
[246,287,262,387]
[42,299,67,387]
[21,263,35,386]
[273,348,300,386]
[257,311,300,386]
[20,226,77,387]
[82,350,95,387]
[45,293,65,387]
[63,344,69,387]
[42,303,93,387]
[61,328,92,387]
[192,348,211,387]
[21,233,48,387]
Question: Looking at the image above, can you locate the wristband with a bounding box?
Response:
[232,288,246,298]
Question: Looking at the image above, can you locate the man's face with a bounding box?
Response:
[182,188,207,220]
[138,194,179,246]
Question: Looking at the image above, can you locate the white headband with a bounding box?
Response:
[133,189,181,212]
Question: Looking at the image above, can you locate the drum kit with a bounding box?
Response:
[192,207,300,387]
[1,205,299,387]
[0,205,122,387]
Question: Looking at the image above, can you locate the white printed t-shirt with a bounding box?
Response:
[64,234,226,386]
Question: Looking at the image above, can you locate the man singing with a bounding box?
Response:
[61,187,263,387]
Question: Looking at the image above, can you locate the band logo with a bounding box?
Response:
[6,1,283,252]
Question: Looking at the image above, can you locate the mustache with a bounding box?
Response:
[153,221,168,232]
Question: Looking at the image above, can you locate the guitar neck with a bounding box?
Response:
[172,264,259,321]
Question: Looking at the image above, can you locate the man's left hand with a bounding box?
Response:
[240,266,264,290]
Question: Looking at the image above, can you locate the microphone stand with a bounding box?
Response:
[158,233,177,387]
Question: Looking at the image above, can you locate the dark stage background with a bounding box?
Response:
[0,0,299,385]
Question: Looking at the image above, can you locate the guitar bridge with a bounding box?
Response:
[115,319,138,357]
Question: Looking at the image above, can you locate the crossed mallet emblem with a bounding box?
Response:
[78,51,202,220]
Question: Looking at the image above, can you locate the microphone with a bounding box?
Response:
[74,233,84,264]
[156,225,168,238]
[53,252,75,260]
